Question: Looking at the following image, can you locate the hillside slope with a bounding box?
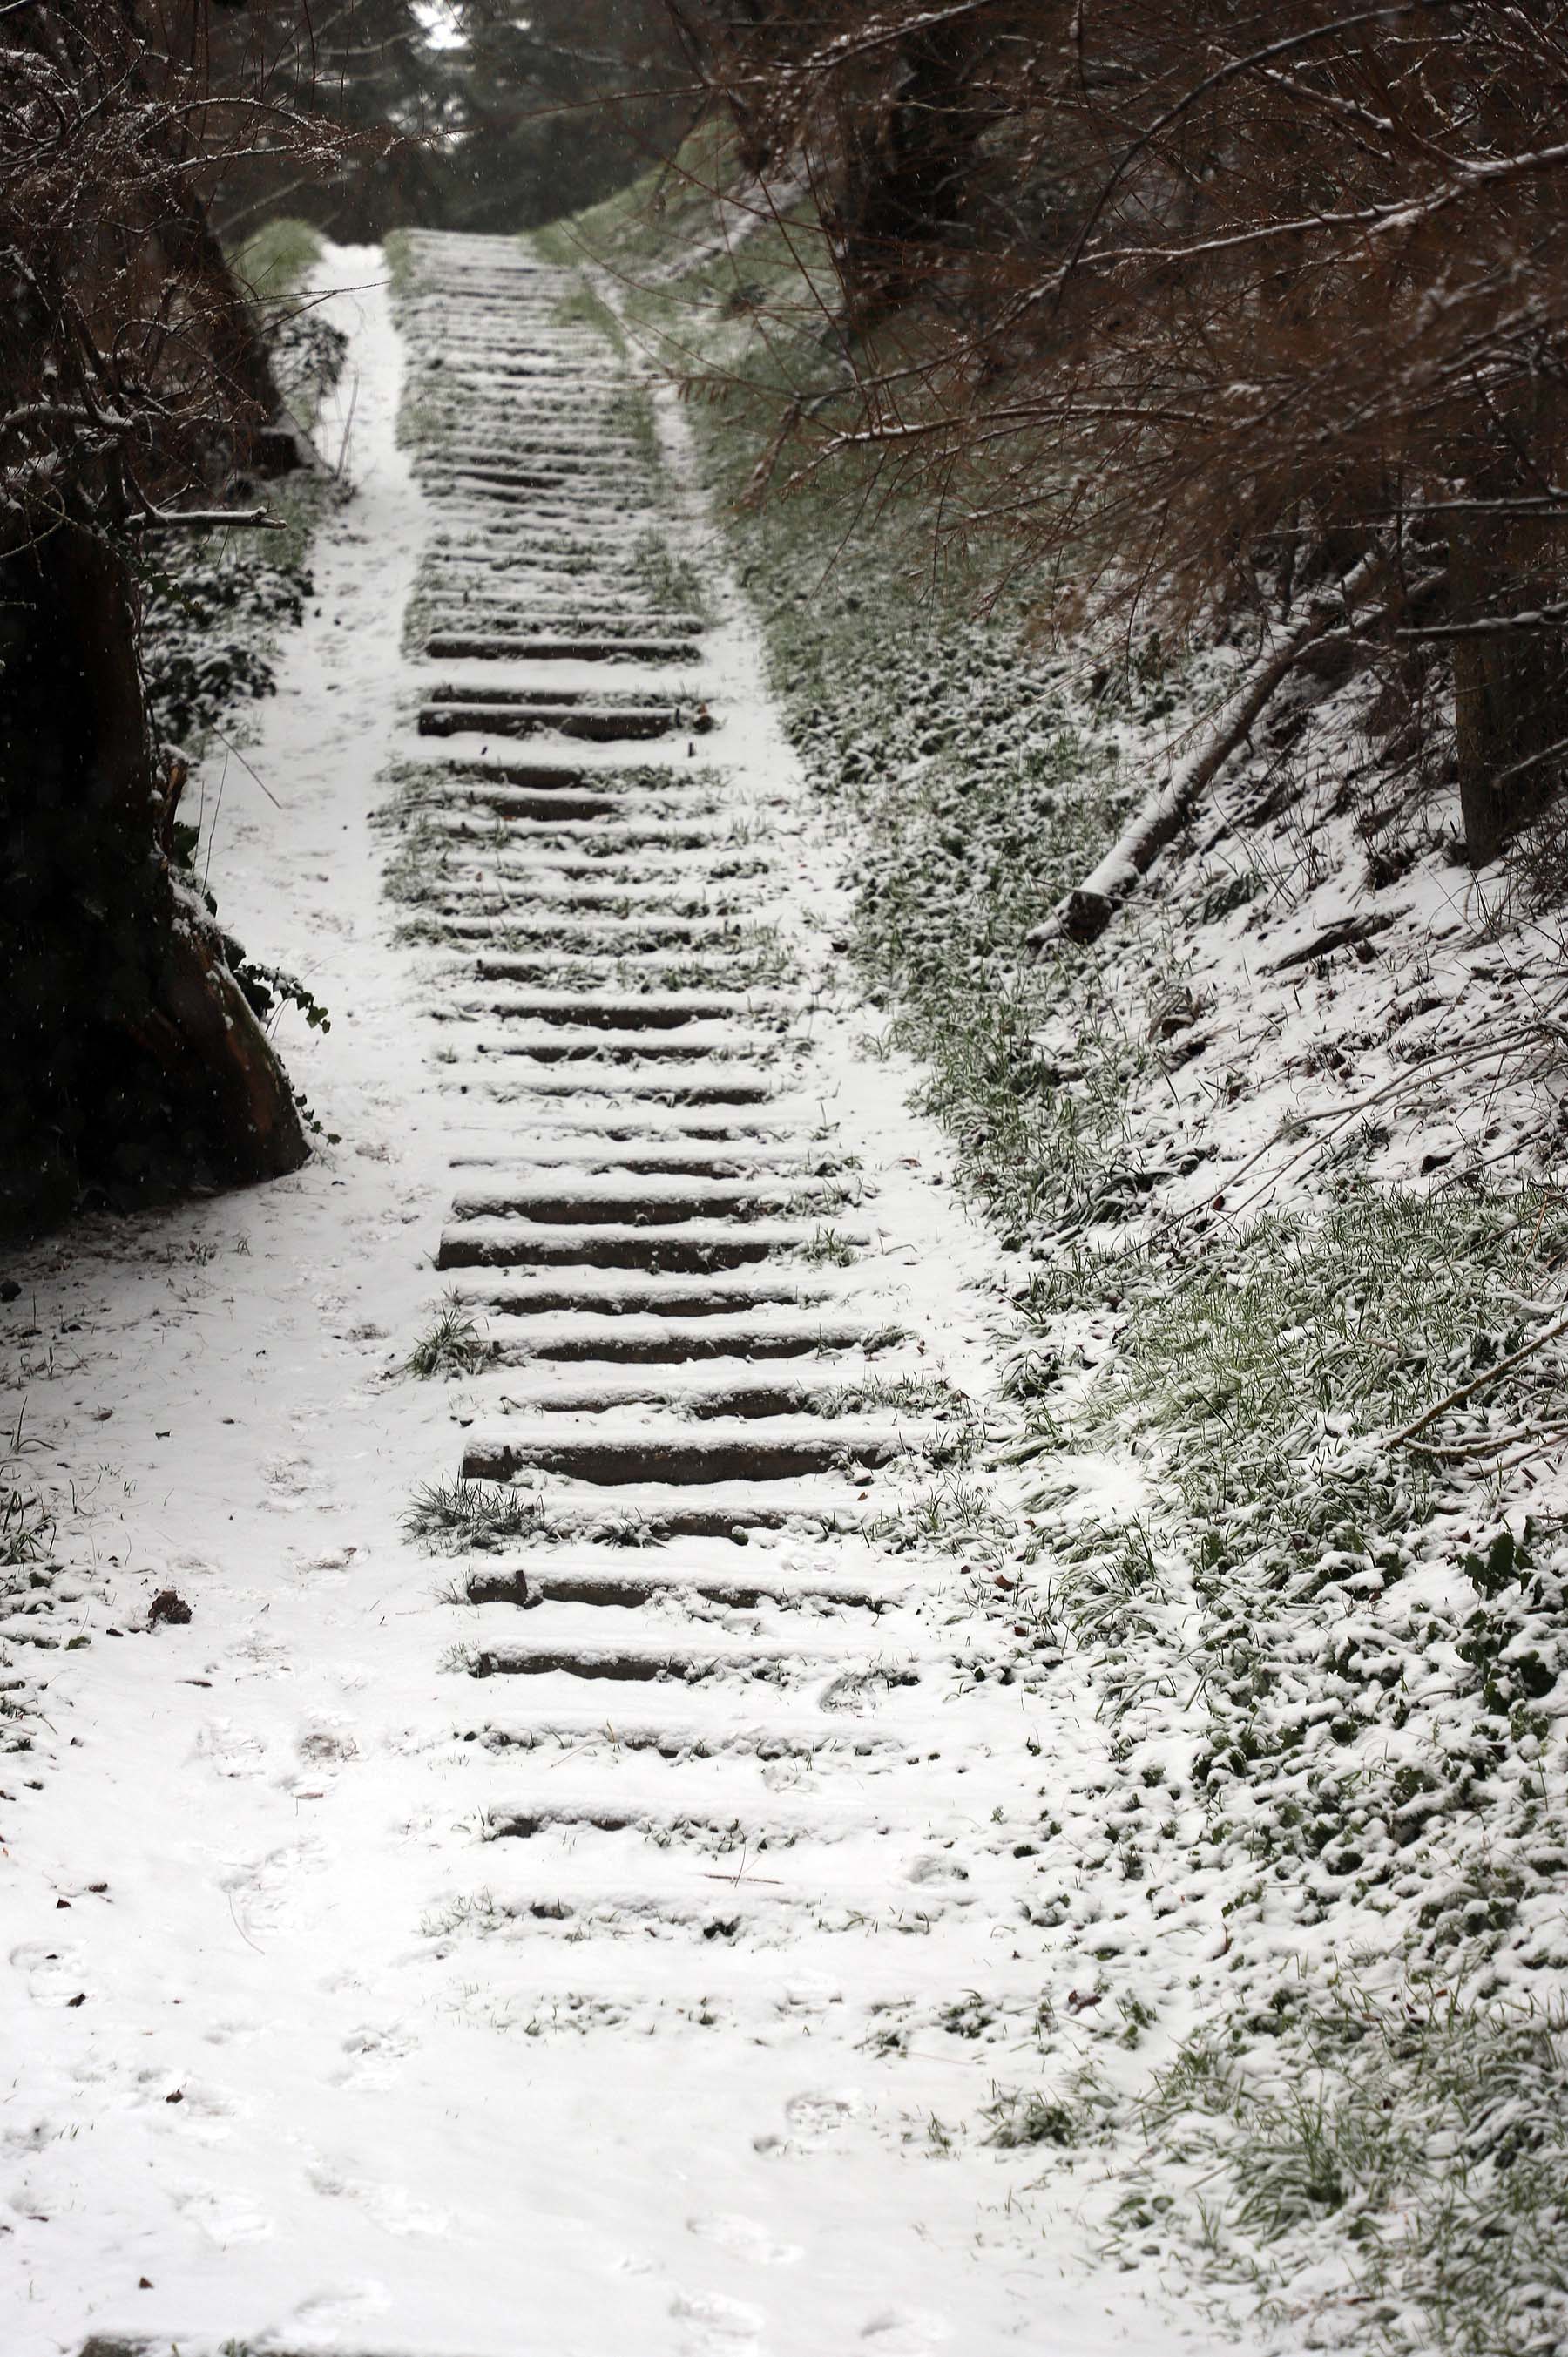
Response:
[545,159,1568,2357]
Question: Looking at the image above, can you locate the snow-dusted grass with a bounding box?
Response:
[232,213,324,303]
[1115,1981,1568,2355]
[405,1290,493,1380]
[556,152,1568,2354]
[404,1474,545,1550]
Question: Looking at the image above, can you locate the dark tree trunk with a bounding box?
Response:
[0,524,308,1236]
[835,25,987,327]
[1449,505,1565,865]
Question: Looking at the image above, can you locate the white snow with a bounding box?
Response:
[0,247,1254,2357]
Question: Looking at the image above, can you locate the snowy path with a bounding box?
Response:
[5,240,1206,2357]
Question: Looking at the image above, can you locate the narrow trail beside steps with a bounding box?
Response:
[12,237,1209,2357]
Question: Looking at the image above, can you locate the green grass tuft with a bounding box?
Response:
[406,1291,493,1380]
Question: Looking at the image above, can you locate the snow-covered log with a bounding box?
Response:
[1037,552,1388,950]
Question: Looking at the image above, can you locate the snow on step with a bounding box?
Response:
[436,1219,863,1273]
[483,1311,896,1364]
[448,1267,838,1315]
[418,701,684,742]
[442,990,787,1028]
[487,1489,875,1542]
[467,1365,925,1420]
[432,1031,782,1072]
[460,1419,925,1487]
[446,1172,833,1220]
[461,1554,910,1614]
[427,632,702,664]
[469,1706,908,1763]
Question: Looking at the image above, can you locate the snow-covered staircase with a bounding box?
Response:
[392,228,1045,2102]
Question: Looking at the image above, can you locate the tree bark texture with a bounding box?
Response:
[0,525,308,1236]
[1449,503,1565,865]
[835,25,987,325]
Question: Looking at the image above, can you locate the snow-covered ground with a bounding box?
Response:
[0,247,1252,2357]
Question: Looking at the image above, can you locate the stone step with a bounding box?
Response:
[421,915,757,947]
[485,1311,893,1365]
[421,451,622,478]
[420,550,655,580]
[436,1218,858,1273]
[424,817,728,854]
[421,607,705,638]
[426,633,700,665]
[447,1175,834,1223]
[461,1420,917,1487]
[486,1482,875,1545]
[444,1122,801,1155]
[462,1558,909,1614]
[425,682,694,712]
[432,1026,780,1066]
[427,850,763,886]
[450,1270,832,1316]
[445,990,780,1028]
[422,361,623,384]
[421,757,710,795]
[438,1072,780,1109]
[469,1710,904,1763]
[430,519,629,548]
[454,951,782,987]
[448,1141,826,1175]
[425,488,639,523]
[417,869,754,904]
[422,916,758,951]
[478,1796,880,1848]
[421,785,625,822]
[417,702,684,742]
[470,1369,914,1419]
[423,444,645,473]
[422,471,642,504]
[464,1629,910,1683]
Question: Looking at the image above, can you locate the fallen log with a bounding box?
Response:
[1033,551,1389,951]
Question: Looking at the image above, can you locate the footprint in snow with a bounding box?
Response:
[906,1853,969,1886]
[755,2088,864,2157]
[10,1940,90,2006]
[272,2279,392,2349]
[289,1721,361,1791]
[145,2073,237,2141]
[263,1455,335,1512]
[174,2184,274,2245]
[859,2307,953,2351]
[193,1717,268,1778]
[333,2022,419,2087]
[306,2158,449,2237]
[218,1836,328,1936]
[785,2089,862,2137]
[669,2287,767,2351]
[686,2213,801,2266]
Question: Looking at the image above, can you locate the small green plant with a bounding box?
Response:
[0,1485,52,1568]
[800,1225,858,1267]
[406,1291,492,1379]
[983,2089,1083,2150]
[405,1478,544,1551]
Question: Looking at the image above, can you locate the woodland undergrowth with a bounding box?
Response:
[556,156,1568,2355]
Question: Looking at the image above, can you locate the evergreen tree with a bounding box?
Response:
[212,0,686,240]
